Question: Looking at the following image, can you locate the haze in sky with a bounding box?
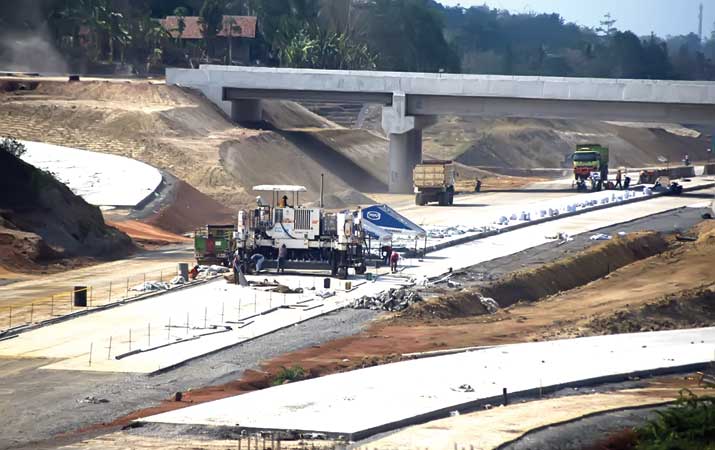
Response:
[437,0,715,38]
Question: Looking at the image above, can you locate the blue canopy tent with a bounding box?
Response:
[360,204,426,257]
[361,204,425,236]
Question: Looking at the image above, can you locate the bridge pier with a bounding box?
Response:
[383,93,435,193]
[231,99,262,122]
[388,130,423,193]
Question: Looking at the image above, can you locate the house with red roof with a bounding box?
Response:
[159,15,257,64]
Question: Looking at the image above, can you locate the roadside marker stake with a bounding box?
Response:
[128,329,132,351]
[108,282,113,302]
[148,323,151,347]
[107,336,113,360]
[50,295,54,316]
[204,307,208,329]
[29,303,34,324]
[221,302,225,323]
[8,306,12,328]
[186,312,189,334]
[88,342,93,367]
[167,317,171,341]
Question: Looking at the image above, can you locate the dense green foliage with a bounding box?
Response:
[0,0,713,79]
[636,389,715,450]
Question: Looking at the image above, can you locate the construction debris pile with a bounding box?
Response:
[352,288,423,311]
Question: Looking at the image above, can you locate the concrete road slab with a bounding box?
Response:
[141,328,715,440]
[20,141,162,207]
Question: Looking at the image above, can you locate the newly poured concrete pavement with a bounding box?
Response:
[20,141,162,207]
[142,328,715,440]
[0,186,711,373]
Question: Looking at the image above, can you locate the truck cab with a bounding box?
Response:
[573,144,609,191]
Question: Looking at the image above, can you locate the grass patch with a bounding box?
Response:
[271,365,306,386]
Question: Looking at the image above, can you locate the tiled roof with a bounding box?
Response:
[160,15,257,39]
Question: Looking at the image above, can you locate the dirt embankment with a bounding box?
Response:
[403,232,670,320]
[586,287,715,335]
[0,79,390,209]
[0,151,134,272]
[421,117,711,169]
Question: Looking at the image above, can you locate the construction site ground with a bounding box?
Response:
[2,76,715,449]
[2,202,712,449]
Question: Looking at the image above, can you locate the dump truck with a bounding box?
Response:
[573,144,609,191]
[194,224,237,266]
[413,161,456,206]
[234,185,367,279]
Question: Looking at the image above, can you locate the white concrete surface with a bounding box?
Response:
[0,275,400,373]
[396,177,714,248]
[20,141,162,207]
[0,186,710,374]
[169,65,715,107]
[403,192,714,279]
[142,328,715,439]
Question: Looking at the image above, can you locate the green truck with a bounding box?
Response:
[573,144,609,191]
[194,224,236,266]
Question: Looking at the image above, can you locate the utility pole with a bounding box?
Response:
[698,2,703,41]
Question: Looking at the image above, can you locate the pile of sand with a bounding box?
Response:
[146,179,236,234]
[421,117,711,169]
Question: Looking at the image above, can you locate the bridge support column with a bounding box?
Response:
[382,92,436,193]
[388,130,423,193]
[231,99,262,122]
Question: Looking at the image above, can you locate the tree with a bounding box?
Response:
[199,0,224,60]
[225,17,241,64]
[365,0,460,73]
[174,6,189,44]
[597,13,617,37]
[0,138,27,158]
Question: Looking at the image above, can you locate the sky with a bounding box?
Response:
[436,0,715,38]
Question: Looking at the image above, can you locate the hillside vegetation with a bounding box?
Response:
[1,1,713,80]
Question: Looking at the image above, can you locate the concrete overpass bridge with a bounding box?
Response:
[166,65,715,193]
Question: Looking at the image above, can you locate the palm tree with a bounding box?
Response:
[225,17,242,64]
[173,6,189,46]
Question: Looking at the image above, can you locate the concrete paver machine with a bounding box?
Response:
[235,185,367,279]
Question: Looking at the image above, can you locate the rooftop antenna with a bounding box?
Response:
[699,2,704,41]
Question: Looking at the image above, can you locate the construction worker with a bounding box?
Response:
[279,195,288,208]
[250,253,265,273]
[277,244,288,273]
[232,252,240,285]
[623,175,631,191]
[381,244,392,265]
[390,250,399,273]
[615,170,623,190]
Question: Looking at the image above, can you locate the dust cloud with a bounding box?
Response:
[0,26,69,74]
